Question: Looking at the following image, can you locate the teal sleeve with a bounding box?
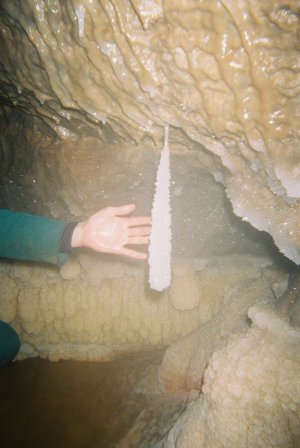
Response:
[0,209,70,265]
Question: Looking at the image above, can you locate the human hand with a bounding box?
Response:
[71,204,151,259]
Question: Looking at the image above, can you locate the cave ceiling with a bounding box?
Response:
[0,0,299,263]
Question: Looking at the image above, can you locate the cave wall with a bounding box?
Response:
[0,106,287,361]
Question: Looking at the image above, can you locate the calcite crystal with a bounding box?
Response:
[0,0,299,262]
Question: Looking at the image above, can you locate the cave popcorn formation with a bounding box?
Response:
[149,125,172,291]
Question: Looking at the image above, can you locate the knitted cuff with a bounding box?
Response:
[59,222,79,253]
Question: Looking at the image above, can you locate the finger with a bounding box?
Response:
[128,226,152,237]
[113,204,136,216]
[119,247,148,259]
[127,236,150,245]
[128,216,152,227]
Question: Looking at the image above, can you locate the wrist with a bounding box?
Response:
[59,222,79,253]
[70,221,86,248]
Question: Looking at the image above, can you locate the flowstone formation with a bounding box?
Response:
[0,0,299,262]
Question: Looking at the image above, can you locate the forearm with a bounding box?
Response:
[0,209,72,265]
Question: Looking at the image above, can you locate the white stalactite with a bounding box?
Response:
[148,125,172,291]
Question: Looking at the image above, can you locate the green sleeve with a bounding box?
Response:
[0,209,70,265]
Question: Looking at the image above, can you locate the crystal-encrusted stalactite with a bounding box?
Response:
[149,125,172,291]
